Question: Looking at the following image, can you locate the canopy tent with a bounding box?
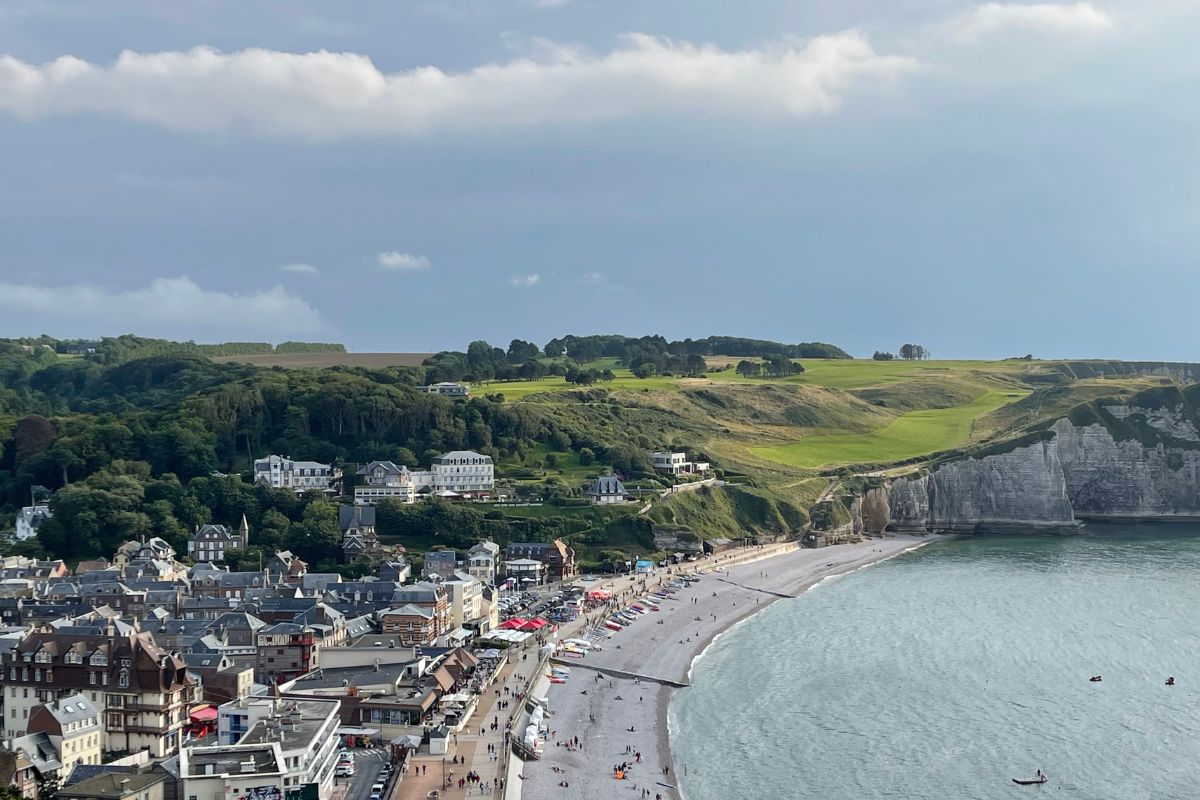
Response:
[391,734,423,750]
[518,617,549,631]
[587,590,610,600]
[477,629,533,646]
[473,648,505,660]
[497,617,528,630]
[446,627,472,645]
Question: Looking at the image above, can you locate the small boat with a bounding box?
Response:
[1012,778,1047,786]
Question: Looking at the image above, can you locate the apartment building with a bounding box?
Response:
[2,629,198,757]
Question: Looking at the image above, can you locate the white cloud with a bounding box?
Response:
[0,276,327,338]
[947,3,1116,42]
[509,273,541,287]
[377,251,431,270]
[279,262,319,275]
[0,33,918,139]
[536,0,573,7]
[580,271,605,284]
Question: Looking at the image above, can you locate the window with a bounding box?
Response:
[117,669,129,688]
[65,651,83,665]
[34,650,51,664]
[89,652,107,667]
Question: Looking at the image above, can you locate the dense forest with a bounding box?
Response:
[0,332,845,571]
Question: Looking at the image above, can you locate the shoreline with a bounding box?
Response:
[519,534,938,800]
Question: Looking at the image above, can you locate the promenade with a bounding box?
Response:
[394,539,814,800]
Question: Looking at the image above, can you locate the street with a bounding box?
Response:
[339,749,387,800]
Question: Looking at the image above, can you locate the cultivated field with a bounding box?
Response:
[211,352,433,368]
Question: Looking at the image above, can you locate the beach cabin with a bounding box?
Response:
[635,559,655,575]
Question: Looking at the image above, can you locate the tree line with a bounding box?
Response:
[873,344,931,361]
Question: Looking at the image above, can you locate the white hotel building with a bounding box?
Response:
[431,450,495,493]
[254,455,340,495]
[353,451,494,504]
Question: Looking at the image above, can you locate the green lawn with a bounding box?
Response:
[707,359,1024,390]
[482,358,1031,399]
[496,444,597,480]
[749,389,1026,468]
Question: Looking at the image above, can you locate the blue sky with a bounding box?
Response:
[0,1,1196,359]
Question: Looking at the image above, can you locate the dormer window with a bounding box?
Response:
[65,652,82,665]
[34,650,51,664]
[89,652,107,667]
[117,668,129,689]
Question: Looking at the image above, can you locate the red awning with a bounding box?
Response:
[497,618,528,630]
[190,706,218,722]
[519,617,549,631]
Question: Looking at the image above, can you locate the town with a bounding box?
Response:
[0,446,725,800]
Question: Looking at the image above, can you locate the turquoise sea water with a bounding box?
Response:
[670,528,1200,800]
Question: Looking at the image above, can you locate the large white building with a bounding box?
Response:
[442,572,484,630]
[254,455,340,495]
[353,450,494,504]
[431,451,494,493]
[177,743,287,800]
[200,696,341,799]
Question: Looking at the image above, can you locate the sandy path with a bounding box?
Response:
[519,535,935,800]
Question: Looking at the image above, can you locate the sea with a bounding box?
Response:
[669,526,1200,800]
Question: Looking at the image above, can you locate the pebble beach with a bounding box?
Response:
[518,535,934,800]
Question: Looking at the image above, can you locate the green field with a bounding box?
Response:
[749,389,1026,468]
[707,358,1025,390]
[482,359,1031,399]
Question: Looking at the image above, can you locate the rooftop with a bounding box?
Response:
[185,744,282,777]
[237,698,339,754]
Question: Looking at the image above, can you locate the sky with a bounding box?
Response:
[0,0,1197,359]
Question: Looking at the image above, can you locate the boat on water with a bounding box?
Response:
[1011,777,1047,786]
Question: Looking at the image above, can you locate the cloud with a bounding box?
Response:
[0,33,918,139]
[947,3,1116,42]
[279,262,319,275]
[377,251,431,270]
[580,271,605,284]
[0,276,327,339]
[509,273,541,287]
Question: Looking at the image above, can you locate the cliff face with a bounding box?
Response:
[887,403,1200,532]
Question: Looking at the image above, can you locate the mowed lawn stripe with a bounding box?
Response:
[749,390,1025,468]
